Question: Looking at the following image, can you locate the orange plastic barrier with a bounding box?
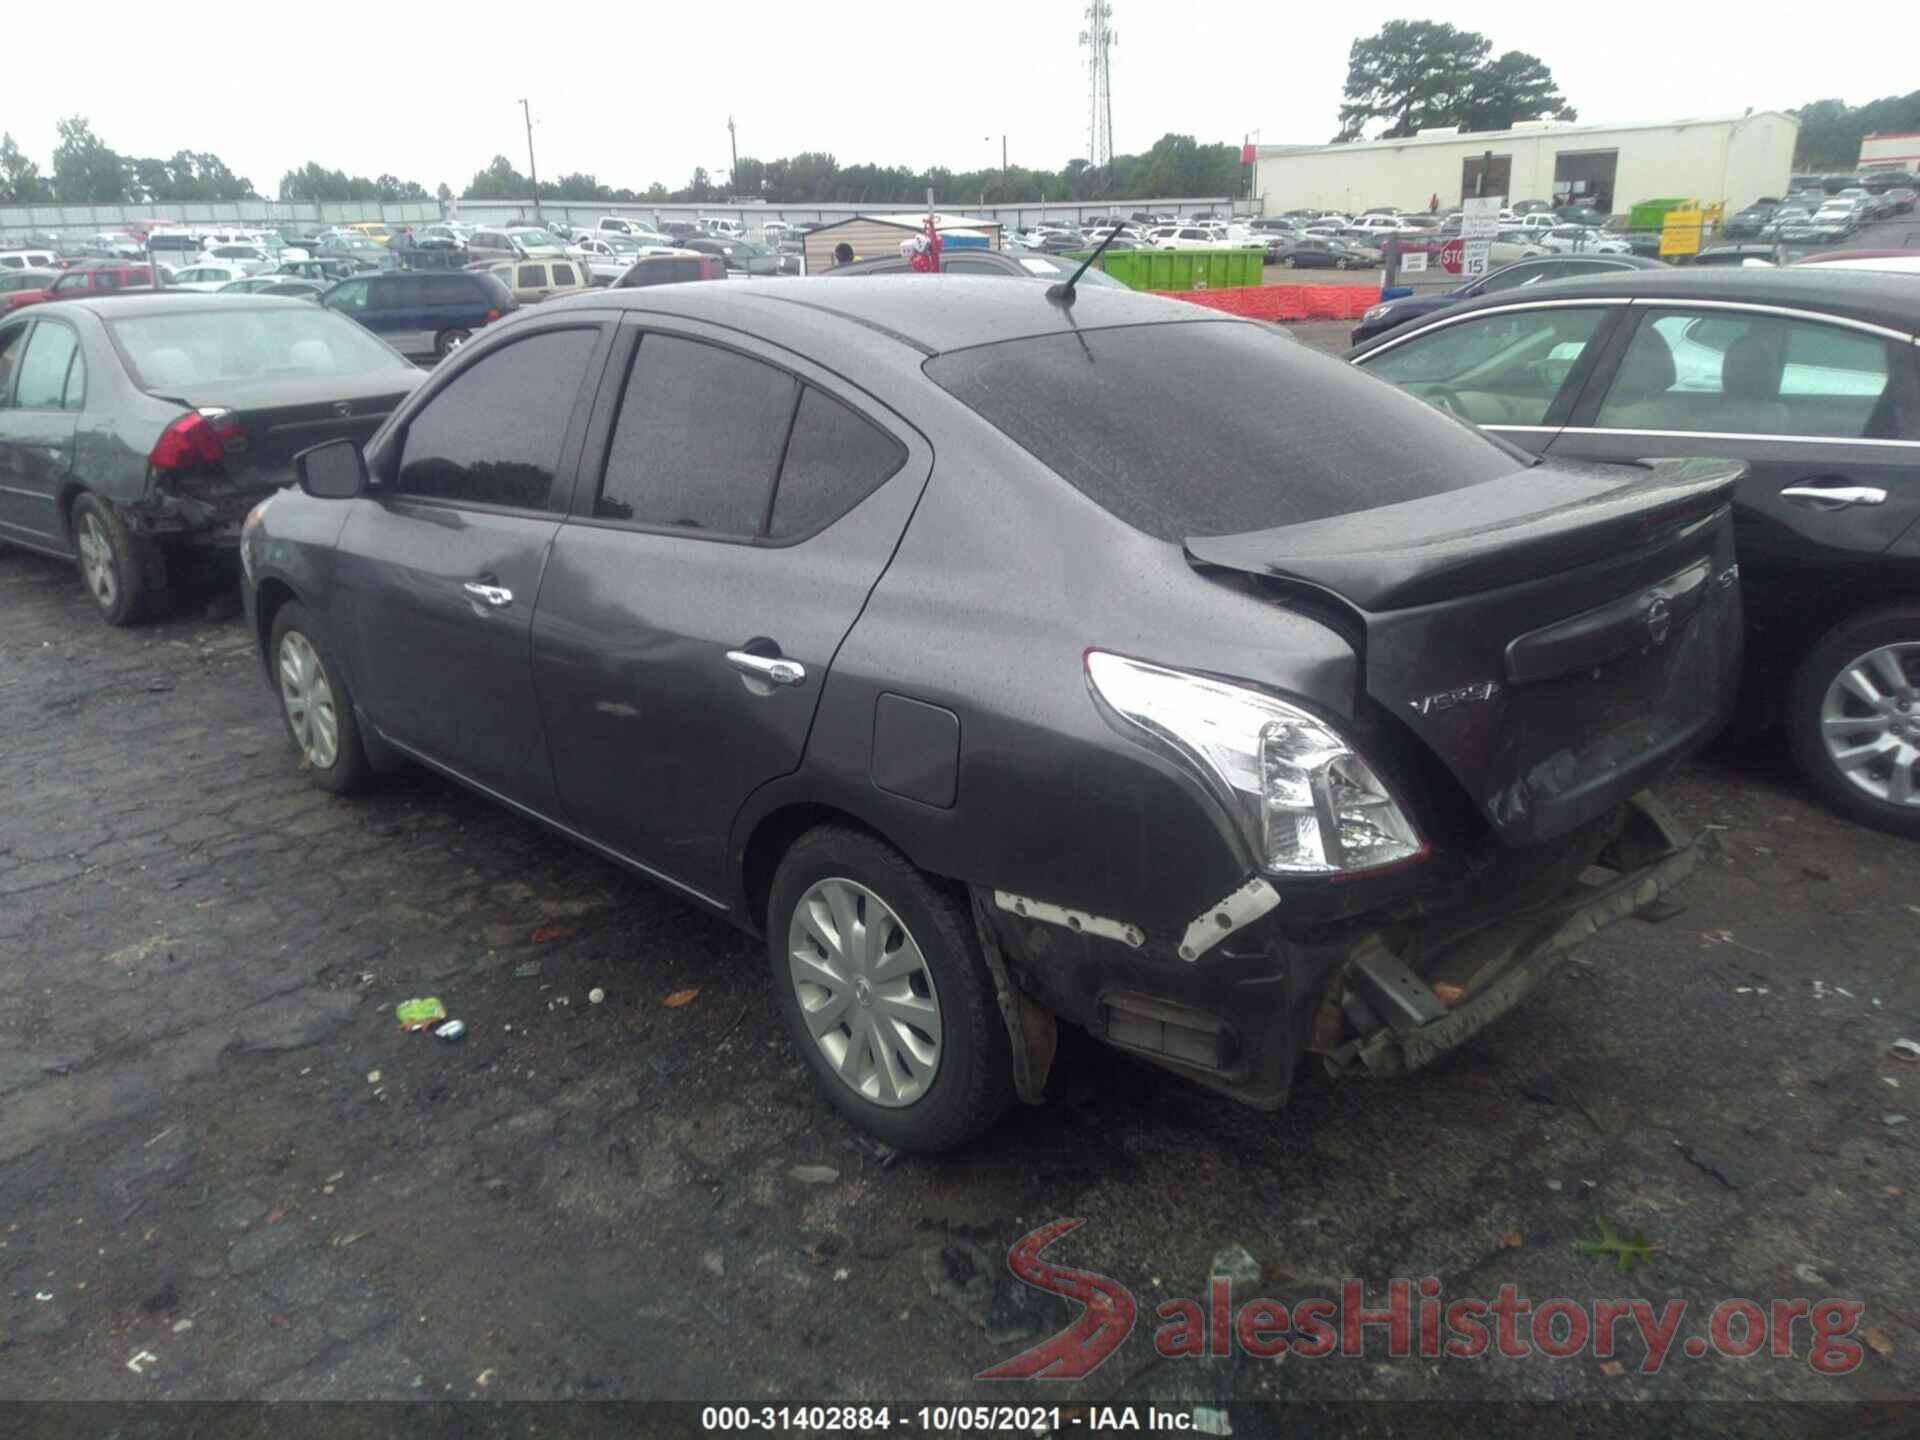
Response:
[1149,285,1382,323]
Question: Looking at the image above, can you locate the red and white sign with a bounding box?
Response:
[1438,237,1465,274]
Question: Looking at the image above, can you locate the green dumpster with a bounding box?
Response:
[1068,248,1264,291]
[1627,198,1691,232]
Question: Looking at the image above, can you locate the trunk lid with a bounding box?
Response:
[149,372,419,492]
[1186,458,1746,847]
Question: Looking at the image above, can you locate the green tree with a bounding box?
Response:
[0,132,50,203]
[1463,52,1576,132]
[1794,91,1920,168]
[463,155,529,200]
[52,115,130,202]
[436,181,453,202]
[1338,22,1490,139]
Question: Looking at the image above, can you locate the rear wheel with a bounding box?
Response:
[434,328,470,359]
[1282,255,1297,268]
[767,827,1012,1151]
[71,494,155,626]
[1787,605,1920,837]
[270,601,369,793]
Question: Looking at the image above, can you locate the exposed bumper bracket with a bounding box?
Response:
[1177,876,1281,962]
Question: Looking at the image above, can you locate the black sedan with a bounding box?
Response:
[1348,267,1920,835]
[244,278,1738,1149]
[1268,235,1360,269]
[0,294,423,624]
[1351,255,1666,344]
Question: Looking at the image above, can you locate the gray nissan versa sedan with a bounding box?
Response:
[240,276,1744,1150]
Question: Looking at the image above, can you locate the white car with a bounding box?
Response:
[200,244,274,273]
[702,217,745,238]
[0,249,57,271]
[1510,213,1563,233]
[567,236,656,283]
[1349,213,1412,237]
[163,263,251,292]
[1536,226,1632,256]
[1156,225,1230,251]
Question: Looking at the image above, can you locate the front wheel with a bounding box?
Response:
[270,601,369,794]
[767,827,1013,1151]
[1787,605,1920,837]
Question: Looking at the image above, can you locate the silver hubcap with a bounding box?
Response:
[1820,642,1920,807]
[787,878,941,1108]
[278,631,340,770]
[77,514,118,608]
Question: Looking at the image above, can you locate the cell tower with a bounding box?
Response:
[1079,0,1116,168]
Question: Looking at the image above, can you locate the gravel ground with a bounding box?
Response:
[2,241,1916,1431]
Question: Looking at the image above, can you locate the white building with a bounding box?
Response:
[1254,112,1799,219]
[1859,132,1920,173]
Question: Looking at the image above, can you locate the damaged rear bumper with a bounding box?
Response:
[126,480,285,546]
[976,792,1698,1111]
[1323,794,1697,1078]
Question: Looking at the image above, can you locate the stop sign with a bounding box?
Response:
[1438,237,1465,274]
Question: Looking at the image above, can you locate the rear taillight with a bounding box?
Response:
[483,308,501,324]
[150,408,246,471]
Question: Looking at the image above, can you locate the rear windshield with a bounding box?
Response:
[925,321,1516,540]
[107,306,415,388]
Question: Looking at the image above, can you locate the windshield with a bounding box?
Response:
[108,306,414,388]
[927,321,1514,540]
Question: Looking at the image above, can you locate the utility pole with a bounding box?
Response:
[1001,135,1008,183]
[519,98,542,223]
[728,116,739,195]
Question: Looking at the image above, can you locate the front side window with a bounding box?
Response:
[397,328,598,509]
[1362,307,1609,427]
[52,273,91,294]
[551,263,577,287]
[327,279,369,312]
[1592,310,1901,439]
[15,323,81,409]
[596,334,797,534]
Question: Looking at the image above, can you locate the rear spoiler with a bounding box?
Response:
[1183,458,1744,613]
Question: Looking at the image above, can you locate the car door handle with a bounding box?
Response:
[462,581,514,607]
[725,650,806,687]
[1779,484,1887,510]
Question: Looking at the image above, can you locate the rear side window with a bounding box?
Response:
[927,321,1514,541]
[398,328,599,509]
[596,335,797,534]
[517,264,544,288]
[770,388,906,538]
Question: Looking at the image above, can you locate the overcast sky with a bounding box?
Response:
[9,1,1911,197]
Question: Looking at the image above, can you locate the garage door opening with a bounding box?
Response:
[1553,150,1619,214]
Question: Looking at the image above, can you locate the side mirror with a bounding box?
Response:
[296,438,368,500]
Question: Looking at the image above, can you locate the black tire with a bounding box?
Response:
[767,826,1013,1151]
[434,328,470,359]
[1787,604,1920,838]
[268,601,370,794]
[70,493,156,626]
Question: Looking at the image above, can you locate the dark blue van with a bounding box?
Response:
[320,269,516,359]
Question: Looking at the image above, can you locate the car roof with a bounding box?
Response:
[539,273,1233,358]
[1418,266,1920,333]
